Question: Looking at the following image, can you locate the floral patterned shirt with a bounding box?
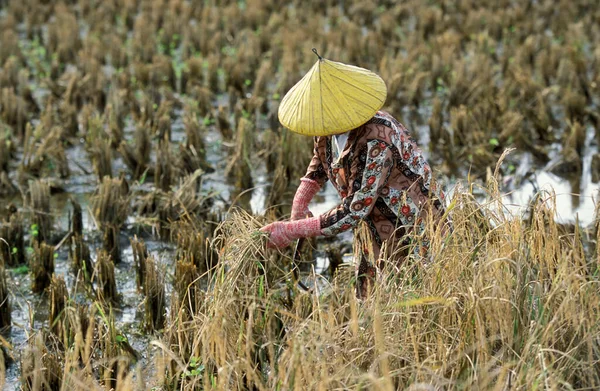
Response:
[304,111,446,259]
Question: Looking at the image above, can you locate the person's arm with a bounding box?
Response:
[260,216,321,249]
[290,178,320,220]
[290,138,328,220]
[261,139,393,249]
[319,139,394,235]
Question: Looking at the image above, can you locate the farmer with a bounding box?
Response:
[261,50,447,297]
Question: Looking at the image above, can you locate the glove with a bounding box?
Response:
[260,217,322,249]
[290,178,320,220]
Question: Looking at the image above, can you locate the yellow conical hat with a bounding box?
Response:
[278,49,387,137]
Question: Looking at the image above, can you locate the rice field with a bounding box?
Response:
[0,0,599,389]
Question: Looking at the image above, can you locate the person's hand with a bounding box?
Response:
[260,221,295,249]
[290,178,320,220]
[260,217,322,249]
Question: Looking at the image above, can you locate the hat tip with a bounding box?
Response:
[311,48,323,61]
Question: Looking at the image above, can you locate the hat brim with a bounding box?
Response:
[278,58,387,137]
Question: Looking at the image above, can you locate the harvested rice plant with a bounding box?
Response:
[0,0,599,390]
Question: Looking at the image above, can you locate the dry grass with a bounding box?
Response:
[0,206,25,266]
[91,176,130,263]
[94,250,119,305]
[143,255,165,332]
[19,184,596,389]
[30,242,54,294]
[0,265,10,331]
[27,179,52,244]
[155,179,600,390]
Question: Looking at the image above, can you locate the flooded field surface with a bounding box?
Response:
[0,0,599,390]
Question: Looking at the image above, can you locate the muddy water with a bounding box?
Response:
[400,105,599,227]
[502,124,598,226]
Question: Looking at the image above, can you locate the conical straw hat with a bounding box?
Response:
[278,49,387,137]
